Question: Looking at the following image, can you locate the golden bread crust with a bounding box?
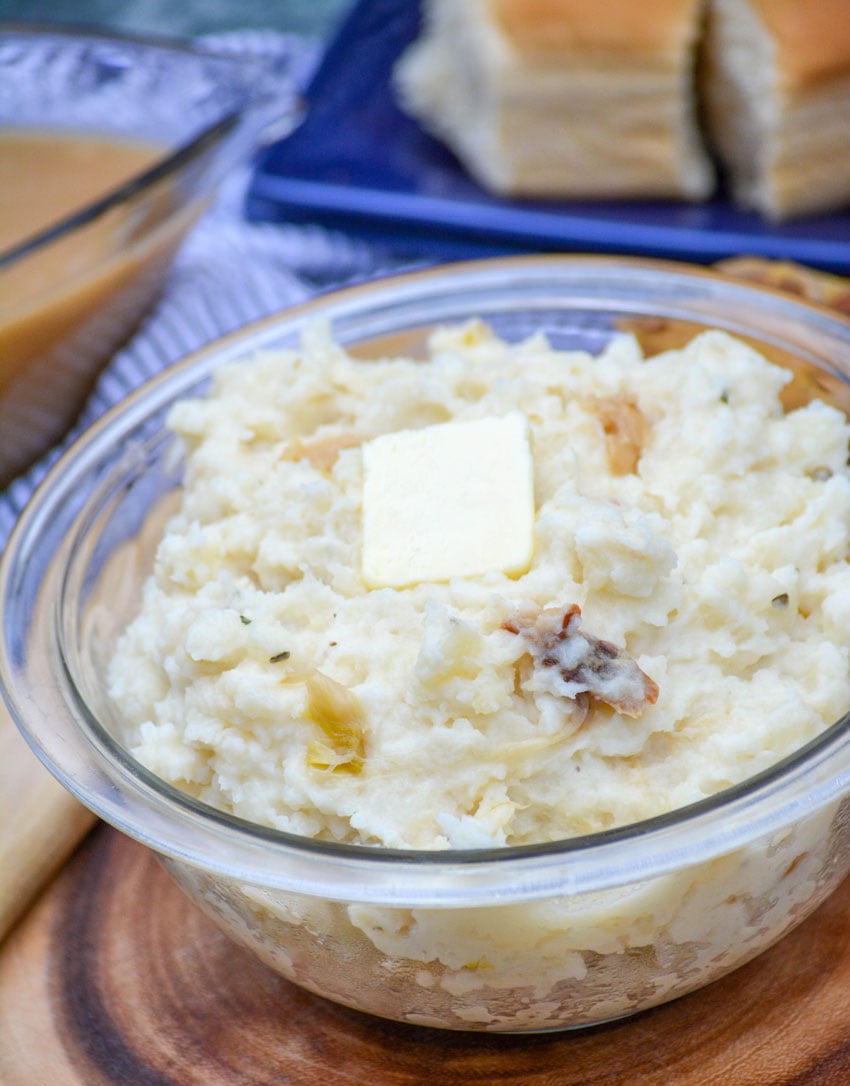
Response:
[488,0,705,55]
[747,0,850,89]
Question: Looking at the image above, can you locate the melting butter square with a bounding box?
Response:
[361,411,534,588]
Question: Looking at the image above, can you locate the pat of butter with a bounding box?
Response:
[361,412,535,588]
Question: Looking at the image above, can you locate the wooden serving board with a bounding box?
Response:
[0,705,96,942]
[2,825,850,1085]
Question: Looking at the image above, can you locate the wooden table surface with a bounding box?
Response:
[3,822,850,1085]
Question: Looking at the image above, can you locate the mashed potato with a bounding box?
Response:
[108,320,850,850]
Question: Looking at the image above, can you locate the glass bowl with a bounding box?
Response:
[0,23,293,487]
[4,255,850,1033]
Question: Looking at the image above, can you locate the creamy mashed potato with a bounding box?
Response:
[108,320,850,850]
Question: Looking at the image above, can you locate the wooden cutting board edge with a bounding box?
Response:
[3,825,850,1085]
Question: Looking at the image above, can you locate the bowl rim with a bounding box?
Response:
[5,252,850,904]
[0,21,277,268]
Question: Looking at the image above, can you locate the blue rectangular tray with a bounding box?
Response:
[247,0,850,271]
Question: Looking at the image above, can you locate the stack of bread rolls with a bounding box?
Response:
[702,0,850,218]
[395,0,850,219]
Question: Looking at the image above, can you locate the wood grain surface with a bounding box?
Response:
[0,705,95,942]
[2,825,850,1085]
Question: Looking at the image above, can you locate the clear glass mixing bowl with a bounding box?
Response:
[4,255,850,1032]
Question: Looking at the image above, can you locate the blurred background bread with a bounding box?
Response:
[394,0,714,201]
[396,0,850,220]
[701,0,850,219]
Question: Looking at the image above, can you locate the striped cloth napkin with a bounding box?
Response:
[0,31,418,546]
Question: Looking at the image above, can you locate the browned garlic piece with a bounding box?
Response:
[303,671,366,773]
[503,604,658,720]
[281,432,364,471]
[593,395,647,475]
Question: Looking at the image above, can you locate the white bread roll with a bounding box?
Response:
[394,0,715,201]
[701,0,850,219]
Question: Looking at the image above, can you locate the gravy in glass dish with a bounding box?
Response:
[0,129,201,486]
